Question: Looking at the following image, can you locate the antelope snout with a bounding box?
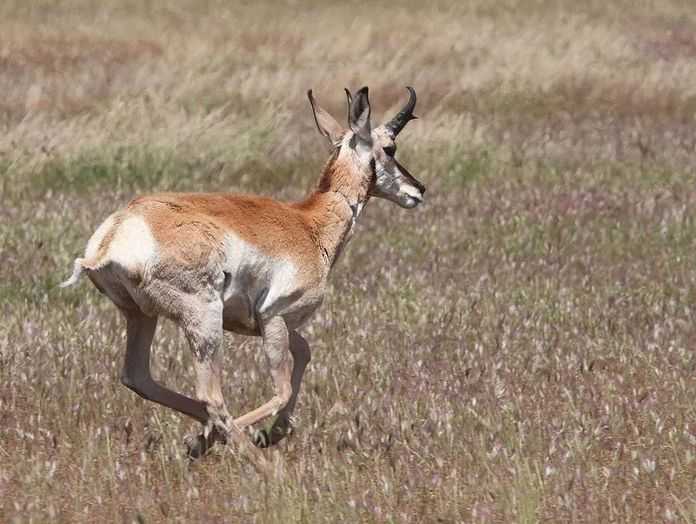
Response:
[400,183,425,208]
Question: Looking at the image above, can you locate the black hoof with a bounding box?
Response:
[185,426,227,459]
[185,433,210,459]
[252,418,293,448]
[252,428,271,449]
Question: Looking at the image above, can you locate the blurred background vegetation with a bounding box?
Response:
[3,1,696,522]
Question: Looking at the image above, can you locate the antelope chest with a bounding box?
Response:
[220,234,325,335]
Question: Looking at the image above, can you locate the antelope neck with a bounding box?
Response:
[330,189,363,222]
[311,188,367,269]
[299,147,372,268]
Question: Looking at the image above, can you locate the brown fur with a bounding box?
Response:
[126,151,369,281]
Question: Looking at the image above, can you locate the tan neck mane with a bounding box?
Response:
[295,147,371,267]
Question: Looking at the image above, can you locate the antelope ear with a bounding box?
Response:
[349,86,372,143]
[344,87,353,126]
[307,90,345,148]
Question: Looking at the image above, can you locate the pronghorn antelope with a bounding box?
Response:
[61,86,425,464]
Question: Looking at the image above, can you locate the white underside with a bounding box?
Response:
[219,233,310,330]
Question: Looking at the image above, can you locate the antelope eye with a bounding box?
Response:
[383,145,396,157]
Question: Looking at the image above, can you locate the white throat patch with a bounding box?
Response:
[350,202,364,231]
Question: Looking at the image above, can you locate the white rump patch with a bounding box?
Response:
[84,213,117,263]
[107,215,158,273]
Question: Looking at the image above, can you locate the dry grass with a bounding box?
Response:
[3,1,696,522]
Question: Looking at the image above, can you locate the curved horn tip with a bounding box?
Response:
[385,86,417,136]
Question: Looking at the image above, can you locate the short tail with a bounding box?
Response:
[60,258,86,288]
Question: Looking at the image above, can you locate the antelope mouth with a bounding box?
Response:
[400,185,424,208]
[401,194,423,209]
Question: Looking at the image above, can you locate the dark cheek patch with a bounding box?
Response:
[369,159,377,189]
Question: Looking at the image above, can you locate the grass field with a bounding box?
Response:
[3,1,696,522]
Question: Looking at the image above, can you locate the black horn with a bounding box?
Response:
[385,86,417,137]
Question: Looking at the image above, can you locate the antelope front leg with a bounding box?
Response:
[233,316,294,434]
[182,301,271,472]
[246,330,311,447]
[184,348,229,458]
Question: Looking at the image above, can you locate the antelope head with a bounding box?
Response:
[308,86,426,209]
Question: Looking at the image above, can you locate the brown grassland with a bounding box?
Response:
[3,0,696,522]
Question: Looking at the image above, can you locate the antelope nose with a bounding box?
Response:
[403,184,424,202]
